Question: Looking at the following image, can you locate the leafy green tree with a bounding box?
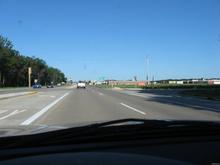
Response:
[0,35,66,87]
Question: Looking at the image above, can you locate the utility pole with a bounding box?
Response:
[28,67,32,88]
[146,56,149,85]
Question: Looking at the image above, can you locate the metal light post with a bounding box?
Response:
[146,56,149,85]
[28,67,32,88]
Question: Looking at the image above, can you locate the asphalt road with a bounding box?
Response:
[0,86,220,128]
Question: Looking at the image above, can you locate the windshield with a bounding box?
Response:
[0,0,220,137]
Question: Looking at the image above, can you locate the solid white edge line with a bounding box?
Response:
[20,92,69,125]
[120,103,146,115]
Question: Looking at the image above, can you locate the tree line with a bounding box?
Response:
[0,35,66,87]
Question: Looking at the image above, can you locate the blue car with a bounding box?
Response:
[32,84,42,88]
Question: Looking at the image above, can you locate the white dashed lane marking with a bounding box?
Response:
[120,103,146,115]
[21,92,69,125]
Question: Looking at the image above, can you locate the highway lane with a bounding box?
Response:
[115,88,220,112]
[34,87,146,126]
[0,86,220,128]
[0,88,69,126]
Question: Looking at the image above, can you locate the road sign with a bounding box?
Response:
[98,76,105,81]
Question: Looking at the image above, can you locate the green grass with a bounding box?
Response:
[95,84,111,88]
[113,85,141,88]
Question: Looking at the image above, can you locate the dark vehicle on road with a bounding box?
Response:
[46,84,54,88]
[32,84,42,89]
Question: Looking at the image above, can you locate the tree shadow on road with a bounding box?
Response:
[137,89,182,96]
[136,90,220,113]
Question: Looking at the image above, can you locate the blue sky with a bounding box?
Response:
[0,0,219,81]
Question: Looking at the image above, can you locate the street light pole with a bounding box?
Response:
[28,67,32,88]
[146,56,149,85]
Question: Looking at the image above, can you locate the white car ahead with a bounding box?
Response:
[77,82,86,89]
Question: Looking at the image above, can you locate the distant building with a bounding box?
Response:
[133,76,137,81]
[108,80,147,87]
[176,81,184,84]
[158,78,208,85]
[208,80,220,85]
[168,81,176,84]
[105,78,220,86]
